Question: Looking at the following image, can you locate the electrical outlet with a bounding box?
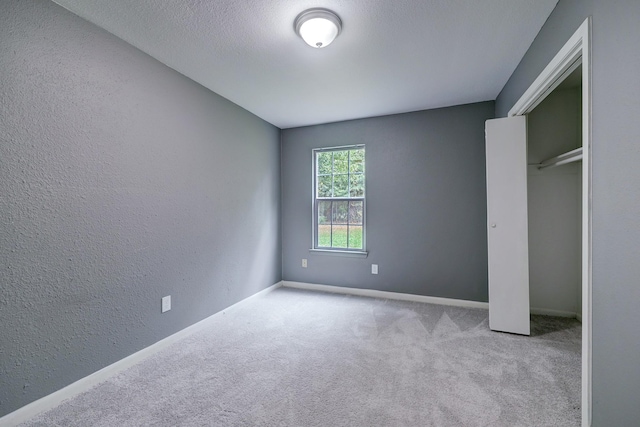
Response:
[302,258,308,268]
[371,264,378,275]
[161,295,171,313]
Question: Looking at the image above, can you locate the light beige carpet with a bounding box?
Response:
[23,287,581,426]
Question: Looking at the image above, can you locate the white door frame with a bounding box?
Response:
[508,18,592,427]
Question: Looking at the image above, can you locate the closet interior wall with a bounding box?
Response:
[527,80,583,318]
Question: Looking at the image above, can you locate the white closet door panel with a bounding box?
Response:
[486,116,530,335]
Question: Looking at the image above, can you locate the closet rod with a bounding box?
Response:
[537,147,583,170]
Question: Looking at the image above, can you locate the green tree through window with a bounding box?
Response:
[314,146,365,250]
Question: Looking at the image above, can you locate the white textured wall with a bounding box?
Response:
[0,0,280,416]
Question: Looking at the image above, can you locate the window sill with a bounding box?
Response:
[309,249,368,258]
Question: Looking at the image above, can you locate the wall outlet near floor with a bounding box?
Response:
[161,295,171,313]
[302,258,308,268]
[371,264,378,274]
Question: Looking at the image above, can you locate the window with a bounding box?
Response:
[313,145,365,252]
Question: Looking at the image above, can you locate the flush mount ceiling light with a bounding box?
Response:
[294,8,342,49]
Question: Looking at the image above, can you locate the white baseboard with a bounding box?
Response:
[282,281,489,310]
[0,281,283,427]
[530,307,579,318]
[283,282,583,321]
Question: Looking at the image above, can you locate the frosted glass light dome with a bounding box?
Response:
[294,9,342,49]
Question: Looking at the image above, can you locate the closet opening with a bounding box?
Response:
[527,64,583,321]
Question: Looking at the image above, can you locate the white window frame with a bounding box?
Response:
[311,145,367,257]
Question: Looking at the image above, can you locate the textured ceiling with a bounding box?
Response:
[51,0,558,129]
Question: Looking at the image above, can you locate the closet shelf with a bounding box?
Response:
[537,147,583,169]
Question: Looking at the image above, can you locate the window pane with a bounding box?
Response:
[349,201,363,225]
[318,175,332,197]
[318,201,332,247]
[349,174,364,197]
[318,224,331,247]
[333,174,349,197]
[333,201,348,248]
[332,225,348,248]
[318,201,332,225]
[348,225,363,249]
[318,152,332,175]
[333,150,349,174]
[349,149,364,173]
[332,201,348,224]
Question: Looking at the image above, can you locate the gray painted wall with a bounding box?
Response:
[497,0,640,423]
[527,87,582,315]
[282,103,494,302]
[0,0,281,417]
